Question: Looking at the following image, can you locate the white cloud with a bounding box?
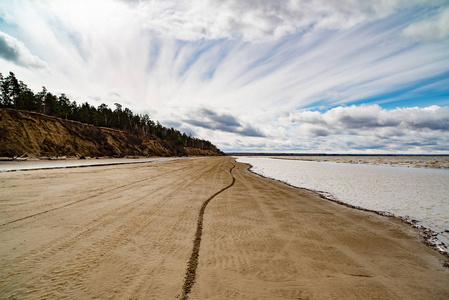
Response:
[0,31,47,69]
[284,104,449,131]
[137,0,447,41]
[168,104,449,153]
[403,6,449,42]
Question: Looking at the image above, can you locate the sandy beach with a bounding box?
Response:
[1,157,448,299]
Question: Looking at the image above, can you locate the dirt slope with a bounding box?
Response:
[0,109,219,157]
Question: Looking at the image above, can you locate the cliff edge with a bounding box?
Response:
[0,109,220,158]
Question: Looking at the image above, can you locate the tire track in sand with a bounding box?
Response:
[0,164,192,227]
[181,164,236,300]
[0,160,217,299]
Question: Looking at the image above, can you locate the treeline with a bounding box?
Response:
[0,72,219,152]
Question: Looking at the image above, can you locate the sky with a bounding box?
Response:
[1,0,449,154]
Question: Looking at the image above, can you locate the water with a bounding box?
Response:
[236,156,449,250]
[0,157,186,172]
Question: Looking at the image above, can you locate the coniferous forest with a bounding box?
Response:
[0,72,220,153]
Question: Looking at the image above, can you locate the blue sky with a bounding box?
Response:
[1,0,448,153]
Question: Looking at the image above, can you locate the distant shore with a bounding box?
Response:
[228,154,449,168]
[269,155,449,168]
[1,157,448,299]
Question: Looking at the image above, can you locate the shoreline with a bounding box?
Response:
[237,156,449,255]
[1,157,449,299]
[242,162,449,258]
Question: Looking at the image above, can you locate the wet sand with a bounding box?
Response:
[0,157,448,299]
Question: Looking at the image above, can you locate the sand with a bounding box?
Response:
[0,157,448,299]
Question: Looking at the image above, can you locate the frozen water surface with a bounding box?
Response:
[237,157,449,249]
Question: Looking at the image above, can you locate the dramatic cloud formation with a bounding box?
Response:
[279,104,449,153]
[211,105,449,153]
[0,0,448,153]
[137,0,447,41]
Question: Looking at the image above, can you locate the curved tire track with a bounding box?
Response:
[0,160,219,299]
[181,164,236,300]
